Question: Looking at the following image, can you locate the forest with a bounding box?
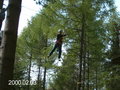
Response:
[0,0,120,90]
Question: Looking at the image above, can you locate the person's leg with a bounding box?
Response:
[48,44,58,57]
[58,44,62,59]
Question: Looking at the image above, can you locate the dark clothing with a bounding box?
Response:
[56,34,66,44]
[49,43,62,58]
[49,33,66,59]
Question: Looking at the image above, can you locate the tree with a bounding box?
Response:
[0,0,22,90]
[0,0,4,83]
[40,0,116,90]
[14,12,52,90]
[105,13,120,90]
[0,0,4,9]
[3,0,117,90]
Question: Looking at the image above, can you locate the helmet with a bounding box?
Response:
[58,29,63,33]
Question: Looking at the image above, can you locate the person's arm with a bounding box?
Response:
[62,34,67,37]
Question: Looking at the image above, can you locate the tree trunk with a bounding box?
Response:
[0,0,4,85]
[37,61,42,90]
[82,37,86,90]
[78,11,85,90]
[42,34,48,90]
[87,52,90,90]
[95,69,98,90]
[0,0,22,90]
[27,52,32,90]
[43,66,47,90]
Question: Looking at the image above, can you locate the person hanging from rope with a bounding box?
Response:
[0,7,8,31]
[48,29,66,59]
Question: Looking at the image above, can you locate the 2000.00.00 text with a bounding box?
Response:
[8,80,37,86]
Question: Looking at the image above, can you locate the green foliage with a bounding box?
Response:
[14,0,120,90]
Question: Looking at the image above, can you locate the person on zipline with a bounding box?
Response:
[48,29,66,59]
